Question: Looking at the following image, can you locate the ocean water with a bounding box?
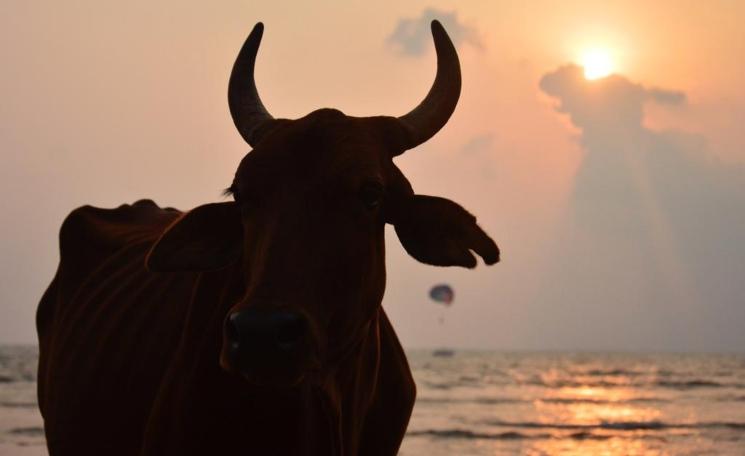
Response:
[401,351,745,455]
[0,346,42,456]
[1,347,744,455]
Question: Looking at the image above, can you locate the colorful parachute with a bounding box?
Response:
[429,284,454,306]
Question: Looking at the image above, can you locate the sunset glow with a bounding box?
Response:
[581,48,614,80]
[4,3,745,456]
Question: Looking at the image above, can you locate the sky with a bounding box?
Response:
[1,0,744,351]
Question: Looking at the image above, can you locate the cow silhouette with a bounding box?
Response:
[37,21,499,456]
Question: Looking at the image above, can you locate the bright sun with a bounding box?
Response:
[581,49,614,80]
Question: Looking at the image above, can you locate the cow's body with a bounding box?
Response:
[37,200,415,455]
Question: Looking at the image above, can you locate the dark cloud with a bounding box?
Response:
[462,133,494,156]
[461,134,497,179]
[648,88,687,105]
[388,8,481,56]
[538,65,745,351]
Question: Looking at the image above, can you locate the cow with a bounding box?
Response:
[36,20,499,456]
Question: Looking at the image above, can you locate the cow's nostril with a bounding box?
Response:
[275,314,306,349]
[226,313,240,347]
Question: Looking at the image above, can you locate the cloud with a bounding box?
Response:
[540,65,686,134]
[538,65,745,350]
[388,8,482,56]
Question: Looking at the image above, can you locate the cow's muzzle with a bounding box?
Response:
[222,308,312,386]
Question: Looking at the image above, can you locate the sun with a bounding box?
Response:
[581,48,614,80]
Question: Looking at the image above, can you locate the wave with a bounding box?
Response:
[538,396,667,404]
[408,429,539,440]
[416,396,667,405]
[486,419,745,432]
[0,373,36,383]
[423,379,511,390]
[8,427,45,436]
[408,428,658,441]
[654,380,734,389]
[714,395,745,402]
[408,421,745,441]
[579,369,645,377]
[0,401,37,409]
[571,368,684,378]
[417,396,523,405]
[518,378,745,390]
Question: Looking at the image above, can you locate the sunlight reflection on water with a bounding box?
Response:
[402,350,745,456]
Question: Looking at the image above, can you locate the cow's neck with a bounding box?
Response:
[319,309,382,456]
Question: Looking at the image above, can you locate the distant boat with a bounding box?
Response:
[433,349,455,357]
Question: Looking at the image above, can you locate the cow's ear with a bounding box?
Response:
[390,195,499,268]
[146,202,243,272]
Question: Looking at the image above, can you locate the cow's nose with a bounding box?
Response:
[274,313,307,348]
[225,309,310,377]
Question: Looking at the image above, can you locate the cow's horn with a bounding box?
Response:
[229,22,277,147]
[396,20,461,150]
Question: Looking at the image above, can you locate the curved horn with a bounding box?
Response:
[228,23,277,147]
[397,20,461,150]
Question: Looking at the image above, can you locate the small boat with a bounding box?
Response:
[432,349,455,357]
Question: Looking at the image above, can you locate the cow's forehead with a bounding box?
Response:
[234,110,388,184]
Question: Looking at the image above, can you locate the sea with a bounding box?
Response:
[1,346,744,455]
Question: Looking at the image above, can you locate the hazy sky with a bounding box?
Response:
[2,1,744,351]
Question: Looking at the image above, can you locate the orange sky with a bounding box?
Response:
[1,1,744,350]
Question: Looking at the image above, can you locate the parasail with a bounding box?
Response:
[429,284,454,306]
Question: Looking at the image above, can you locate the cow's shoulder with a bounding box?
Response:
[38,200,183,344]
[58,199,181,277]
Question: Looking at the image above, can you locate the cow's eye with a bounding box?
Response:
[358,182,383,209]
[226,184,246,205]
